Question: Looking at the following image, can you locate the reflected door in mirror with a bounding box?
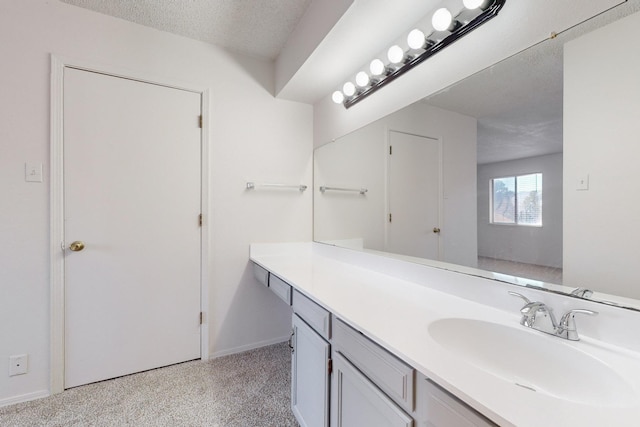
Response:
[387,131,441,259]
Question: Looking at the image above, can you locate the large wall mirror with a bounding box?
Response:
[314,2,640,310]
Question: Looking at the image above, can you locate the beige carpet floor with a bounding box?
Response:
[0,342,298,427]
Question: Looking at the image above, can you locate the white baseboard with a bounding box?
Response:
[0,390,50,408]
[209,335,290,360]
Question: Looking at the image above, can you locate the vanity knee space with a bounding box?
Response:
[253,262,293,305]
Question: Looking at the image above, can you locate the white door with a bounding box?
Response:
[386,131,441,259]
[63,68,202,388]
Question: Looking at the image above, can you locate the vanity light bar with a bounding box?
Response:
[333,0,506,109]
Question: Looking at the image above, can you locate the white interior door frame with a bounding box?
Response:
[384,129,444,258]
[50,55,211,394]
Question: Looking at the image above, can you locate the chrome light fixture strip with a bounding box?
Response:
[343,0,506,109]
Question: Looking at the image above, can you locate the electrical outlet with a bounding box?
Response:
[9,354,28,376]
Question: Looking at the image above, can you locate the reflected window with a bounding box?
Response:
[490,173,542,226]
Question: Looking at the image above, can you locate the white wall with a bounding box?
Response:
[564,10,640,299]
[477,154,563,268]
[275,0,354,98]
[0,0,311,405]
[314,102,477,267]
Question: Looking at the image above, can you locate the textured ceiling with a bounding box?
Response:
[59,0,312,60]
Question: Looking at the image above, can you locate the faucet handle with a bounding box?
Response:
[559,309,598,325]
[508,291,532,305]
[509,292,546,327]
[557,309,598,341]
[570,287,594,298]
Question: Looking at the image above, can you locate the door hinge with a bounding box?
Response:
[328,358,333,375]
[200,312,204,325]
[389,145,392,155]
[198,115,203,128]
[199,214,203,226]
[389,213,392,223]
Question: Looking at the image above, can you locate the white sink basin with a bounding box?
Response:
[428,318,637,407]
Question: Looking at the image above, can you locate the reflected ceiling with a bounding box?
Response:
[423,39,564,164]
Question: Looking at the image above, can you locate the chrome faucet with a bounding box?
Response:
[509,292,558,334]
[508,291,598,341]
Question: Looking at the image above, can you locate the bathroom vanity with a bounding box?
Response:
[251,242,640,427]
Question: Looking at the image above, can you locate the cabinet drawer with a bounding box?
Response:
[268,274,292,305]
[425,380,496,427]
[292,290,331,340]
[252,263,269,287]
[333,318,414,412]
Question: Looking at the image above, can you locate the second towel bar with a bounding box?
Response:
[247,182,307,192]
[319,186,368,195]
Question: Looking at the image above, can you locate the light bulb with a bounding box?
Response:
[432,8,452,31]
[342,82,356,97]
[407,29,426,50]
[387,45,404,64]
[370,59,385,76]
[355,71,370,88]
[463,0,485,9]
[332,90,345,104]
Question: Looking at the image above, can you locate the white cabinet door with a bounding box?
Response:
[292,314,330,427]
[331,352,413,427]
[424,380,496,427]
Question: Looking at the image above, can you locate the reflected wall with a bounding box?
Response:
[314,101,478,267]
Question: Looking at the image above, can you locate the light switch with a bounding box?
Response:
[577,174,589,191]
[25,163,43,183]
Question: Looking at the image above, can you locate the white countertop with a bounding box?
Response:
[250,242,640,427]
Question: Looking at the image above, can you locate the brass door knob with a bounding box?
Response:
[433,227,441,234]
[69,241,85,252]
